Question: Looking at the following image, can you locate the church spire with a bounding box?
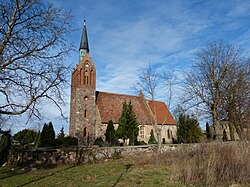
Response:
[79,19,90,53]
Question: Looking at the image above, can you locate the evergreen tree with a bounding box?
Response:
[148,129,158,144]
[0,129,11,166]
[116,101,139,145]
[205,122,211,140]
[177,114,203,143]
[39,122,56,147]
[57,127,65,146]
[105,120,116,146]
[13,129,38,146]
[127,101,139,145]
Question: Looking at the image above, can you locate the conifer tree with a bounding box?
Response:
[206,122,211,140]
[39,122,56,147]
[177,114,203,143]
[116,101,139,145]
[57,127,65,145]
[0,129,11,166]
[105,120,116,146]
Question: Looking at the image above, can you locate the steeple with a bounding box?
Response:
[79,19,90,59]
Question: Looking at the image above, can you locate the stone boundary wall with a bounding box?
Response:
[8,144,199,167]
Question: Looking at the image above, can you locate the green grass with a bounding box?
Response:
[0,158,180,187]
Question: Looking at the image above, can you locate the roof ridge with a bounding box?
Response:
[96,90,165,103]
[96,90,140,98]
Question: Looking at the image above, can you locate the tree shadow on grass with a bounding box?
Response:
[0,165,77,186]
[17,165,77,187]
[112,163,134,187]
[0,167,30,180]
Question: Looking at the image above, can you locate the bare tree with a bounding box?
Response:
[136,64,161,149]
[136,64,176,150]
[162,70,177,109]
[221,59,250,140]
[184,42,249,140]
[0,0,73,121]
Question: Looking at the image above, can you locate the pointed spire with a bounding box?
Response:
[79,19,90,52]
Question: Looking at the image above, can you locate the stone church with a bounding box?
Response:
[70,20,177,145]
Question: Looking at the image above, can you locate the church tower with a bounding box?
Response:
[70,20,96,145]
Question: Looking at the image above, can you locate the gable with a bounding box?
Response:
[148,100,176,125]
[96,91,152,124]
[96,91,176,125]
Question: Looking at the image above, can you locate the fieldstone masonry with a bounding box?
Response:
[8,145,182,166]
[70,53,97,145]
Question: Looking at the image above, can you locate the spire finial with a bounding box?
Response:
[79,17,89,53]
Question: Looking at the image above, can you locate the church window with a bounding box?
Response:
[84,110,87,118]
[139,126,145,139]
[84,71,89,85]
[167,129,172,139]
[162,138,166,144]
[83,127,87,137]
[90,70,93,86]
[84,96,88,100]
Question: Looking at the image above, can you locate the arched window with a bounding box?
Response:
[84,110,87,118]
[162,138,166,144]
[84,71,89,85]
[139,126,145,139]
[84,96,88,100]
[83,127,87,137]
[167,129,171,139]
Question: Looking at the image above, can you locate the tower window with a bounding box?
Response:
[84,110,87,118]
[84,71,89,85]
[83,127,87,137]
[84,96,88,100]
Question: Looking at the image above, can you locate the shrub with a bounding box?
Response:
[166,143,250,186]
[148,129,157,144]
[112,151,121,159]
[64,136,78,147]
[94,137,105,147]
[13,129,38,146]
[135,140,147,145]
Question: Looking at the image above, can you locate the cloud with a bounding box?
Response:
[227,1,250,17]
[12,0,250,130]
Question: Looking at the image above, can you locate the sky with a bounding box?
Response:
[8,0,250,134]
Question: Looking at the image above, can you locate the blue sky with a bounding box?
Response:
[10,0,250,134]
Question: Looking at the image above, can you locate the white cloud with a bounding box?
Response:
[8,0,250,131]
[227,1,250,17]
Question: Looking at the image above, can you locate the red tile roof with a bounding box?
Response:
[148,100,176,125]
[96,91,176,125]
[96,91,152,124]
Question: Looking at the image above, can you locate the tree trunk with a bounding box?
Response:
[211,108,219,139]
[228,121,235,141]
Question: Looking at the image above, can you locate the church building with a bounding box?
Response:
[70,20,177,145]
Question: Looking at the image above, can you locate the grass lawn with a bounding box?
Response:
[0,156,181,187]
